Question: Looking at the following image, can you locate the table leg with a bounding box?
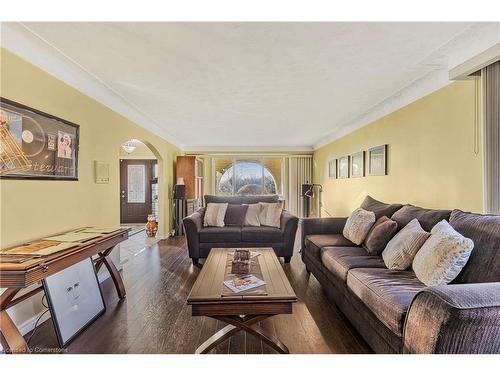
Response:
[195,323,240,354]
[0,288,28,354]
[195,315,289,354]
[96,247,126,299]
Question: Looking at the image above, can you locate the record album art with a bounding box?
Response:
[0,98,79,180]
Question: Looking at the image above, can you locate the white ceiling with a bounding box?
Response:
[2,22,500,151]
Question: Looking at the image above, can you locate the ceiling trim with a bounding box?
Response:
[0,22,186,149]
[449,42,500,80]
[313,69,452,150]
[183,145,314,153]
[313,22,500,150]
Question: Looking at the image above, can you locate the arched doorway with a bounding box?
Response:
[119,139,160,226]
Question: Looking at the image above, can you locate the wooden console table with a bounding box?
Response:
[0,228,130,353]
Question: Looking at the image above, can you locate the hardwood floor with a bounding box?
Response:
[25,234,372,354]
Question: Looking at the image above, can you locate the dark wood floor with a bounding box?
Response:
[26,234,372,354]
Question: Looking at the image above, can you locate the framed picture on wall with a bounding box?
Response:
[368,145,388,176]
[0,98,80,180]
[350,151,365,178]
[338,156,349,178]
[328,159,337,179]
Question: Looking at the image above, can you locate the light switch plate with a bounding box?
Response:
[94,160,109,184]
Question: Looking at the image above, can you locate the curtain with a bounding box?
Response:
[288,156,312,217]
[483,60,500,214]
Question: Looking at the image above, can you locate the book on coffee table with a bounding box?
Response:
[223,274,266,293]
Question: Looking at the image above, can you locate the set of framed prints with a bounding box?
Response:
[329,145,387,180]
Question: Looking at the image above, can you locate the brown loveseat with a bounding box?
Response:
[183,195,298,264]
[301,196,500,354]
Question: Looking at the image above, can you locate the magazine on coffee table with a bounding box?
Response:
[224,274,266,293]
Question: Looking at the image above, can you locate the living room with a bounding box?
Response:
[1,1,500,373]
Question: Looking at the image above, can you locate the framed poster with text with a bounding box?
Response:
[0,98,79,180]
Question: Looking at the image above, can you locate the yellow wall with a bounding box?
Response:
[313,81,483,217]
[0,49,182,248]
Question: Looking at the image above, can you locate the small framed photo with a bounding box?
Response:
[368,145,388,176]
[350,151,365,178]
[338,156,349,179]
[43,258,105,347]
[328,159,337,179]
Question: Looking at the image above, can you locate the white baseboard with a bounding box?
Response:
[18,309,52,337]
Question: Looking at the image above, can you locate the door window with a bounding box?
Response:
[127,164,146,203]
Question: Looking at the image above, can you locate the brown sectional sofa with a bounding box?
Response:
[301,196,500,354]
[183,195,299,264]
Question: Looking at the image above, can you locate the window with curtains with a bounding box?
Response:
[214,157,283,196]
[483,60,500,214]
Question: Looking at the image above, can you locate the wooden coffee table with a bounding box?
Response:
[187,247,297,354]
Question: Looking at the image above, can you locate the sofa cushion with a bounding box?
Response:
[382,219,430,270]
[241,226,282,242]
[413,220,474,286]
[361,195,403,219]
[450,210,500,283]
[321,247,386,281]
[203,203,228,227]
[363,216,398,255]
[347,268,426,335]
[199,226,241,243]
[224,204,248,226]
[391,204,451,232]
[204,195,279,205]
[343,208,376,245]
[205,195,243,205]
[259,202,283,228]
[304,234,358,259]
[240,195,279,204]
[244,203,261,226]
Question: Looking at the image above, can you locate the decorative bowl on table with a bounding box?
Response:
[231,249,251,274]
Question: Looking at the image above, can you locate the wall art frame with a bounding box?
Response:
[350,151,365,178]
[328,159,337,179]
[368,145,388,176]
[0,97,80,180]
[338,155,350,179]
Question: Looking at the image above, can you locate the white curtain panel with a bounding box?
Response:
[288,156,313,217]
[483,60,500,214]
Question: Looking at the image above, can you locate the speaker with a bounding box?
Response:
[173,184,185,199]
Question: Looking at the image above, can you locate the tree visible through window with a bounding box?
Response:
[216,159,280,196]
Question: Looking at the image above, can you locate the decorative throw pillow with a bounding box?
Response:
[360,195,403,220]
[203,203,228,227]
[224,204,249,226]
[391,205,452,232]
[413,220,474,286]
[362,216,398,255]
[244,203,261,226]
[259,202,283,228]
[382,218,430,270]
[342,208,376,245]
